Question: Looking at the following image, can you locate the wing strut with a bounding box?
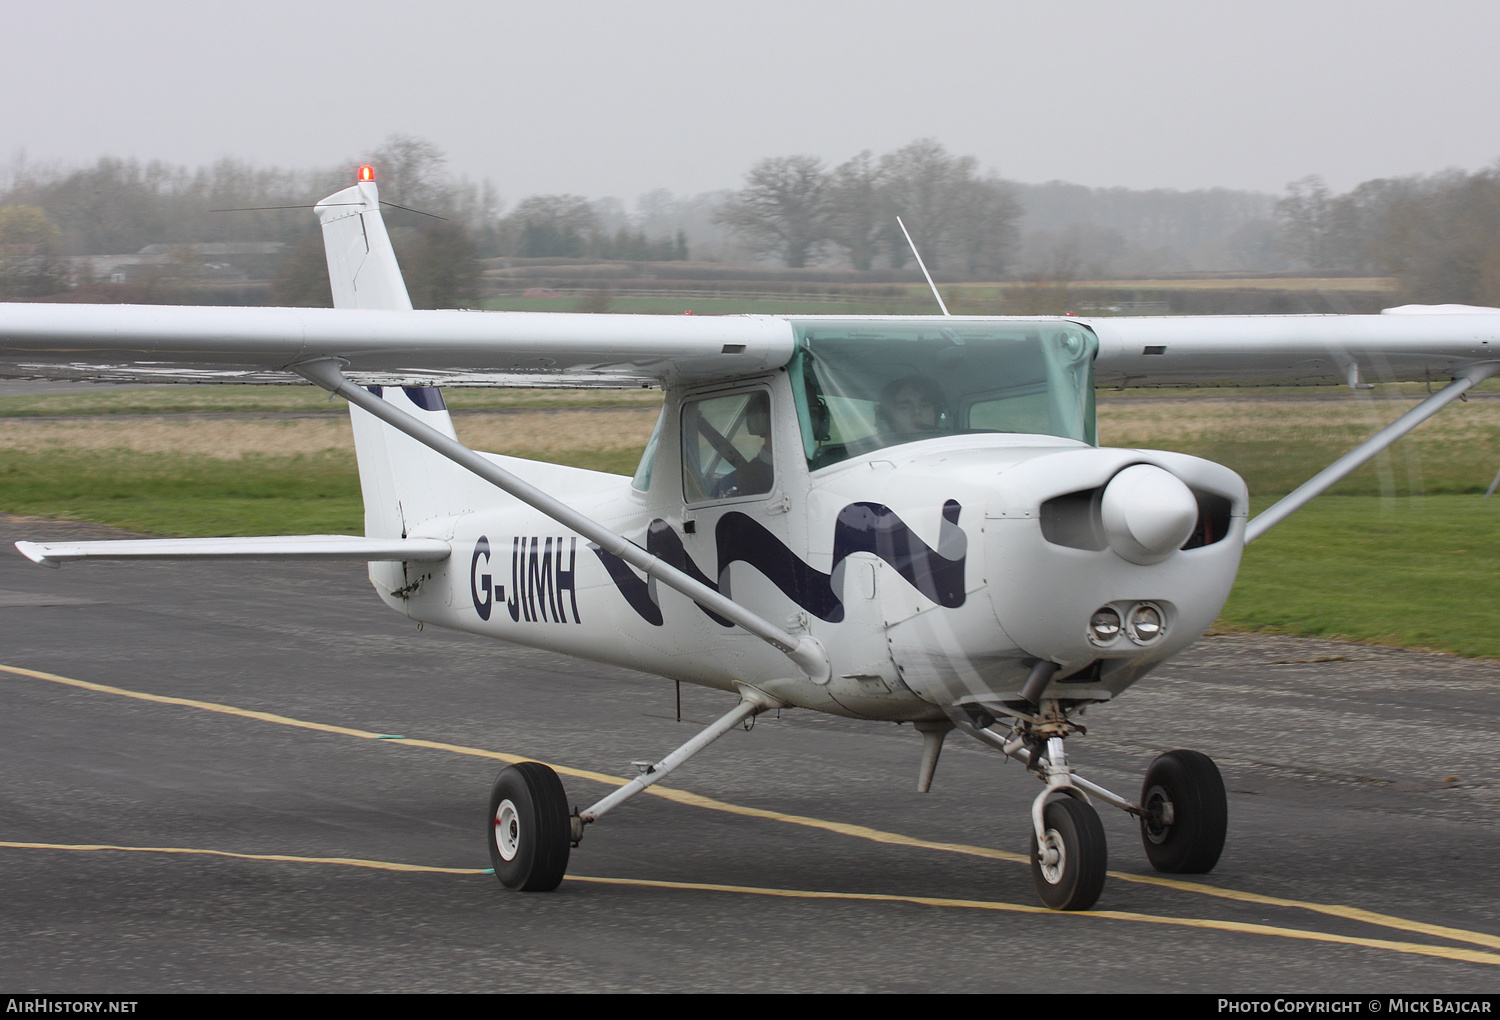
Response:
[1245,362,1500,544]
[576,687,777,828]
[291,359,832,684]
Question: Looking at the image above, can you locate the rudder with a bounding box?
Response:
[315,176,470,598]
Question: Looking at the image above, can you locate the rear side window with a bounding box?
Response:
[631,407,666,493]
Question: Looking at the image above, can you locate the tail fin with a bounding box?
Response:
[315,177,467,595]
[314,178,414,311]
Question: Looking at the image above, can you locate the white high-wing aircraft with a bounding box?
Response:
[4,172,1499,911]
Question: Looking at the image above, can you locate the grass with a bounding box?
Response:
[1221,495,1500,658]
[0,446,650,537]
[0,450,366,536]
[1097,387,1500,498]
[0,399,659,536]
[6,384,1500,658]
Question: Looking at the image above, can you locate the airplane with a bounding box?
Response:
[2,168,1498,911]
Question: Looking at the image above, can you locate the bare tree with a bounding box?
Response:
[952,174,1021,276]
[501,195,601,257]
[716,155,829,268]
[878,139,976,270]
[825,151,884,271]
[1275,176,1341,270]
[363,135,449,210]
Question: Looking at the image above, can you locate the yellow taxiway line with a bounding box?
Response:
[2,839,1497,968]
[4,661,1497,958]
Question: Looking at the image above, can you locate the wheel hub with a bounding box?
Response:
[1142,784,1175,844]
[1038,829,1066,884]
[494,798,521,861]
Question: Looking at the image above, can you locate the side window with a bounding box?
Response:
[681,391,774,503]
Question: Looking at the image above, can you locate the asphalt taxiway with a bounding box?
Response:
[1,514,1497,993]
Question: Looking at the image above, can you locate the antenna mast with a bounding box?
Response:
[897,216,951,316]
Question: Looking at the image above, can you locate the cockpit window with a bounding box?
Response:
[681,390,775,503]
[788,320,1097,470]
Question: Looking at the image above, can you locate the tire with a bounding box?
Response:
[1139,749,1227,874]
[488,762,571,891]
[1029,795,1108,911]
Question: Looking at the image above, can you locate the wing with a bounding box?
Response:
[1085,306,1500,388]
[4,303,1499,391]
[0,302,794,388]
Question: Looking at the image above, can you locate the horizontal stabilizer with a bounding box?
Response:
[15,535,451,569]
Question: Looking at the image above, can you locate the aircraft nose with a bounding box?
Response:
[1100,464,1198,564]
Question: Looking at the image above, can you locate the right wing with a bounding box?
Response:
[0,302,793,388]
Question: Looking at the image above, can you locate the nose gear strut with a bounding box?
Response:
[945,694,1229,910]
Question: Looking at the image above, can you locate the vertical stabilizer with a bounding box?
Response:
[314,179,414,311]
[315,176,468,601]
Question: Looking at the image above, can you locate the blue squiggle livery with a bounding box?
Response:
[591,500,966,627]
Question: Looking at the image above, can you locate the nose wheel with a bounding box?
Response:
[1029,795,1108,910]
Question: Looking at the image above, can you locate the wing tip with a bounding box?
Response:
[15,541,61,568]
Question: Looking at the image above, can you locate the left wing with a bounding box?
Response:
[1085,306,1500,388]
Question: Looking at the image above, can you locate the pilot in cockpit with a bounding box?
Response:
[877,375,948,435]
[711,395,775,498]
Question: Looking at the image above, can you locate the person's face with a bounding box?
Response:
[889,384,938,431]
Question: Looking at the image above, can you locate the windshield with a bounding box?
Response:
[789,319,1097,470]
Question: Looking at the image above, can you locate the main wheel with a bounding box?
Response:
[488,762,571,891]
[1139,749,1227,874]
[1029,795,1108,911]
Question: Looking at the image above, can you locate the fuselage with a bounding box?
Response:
[379,363,1247,723]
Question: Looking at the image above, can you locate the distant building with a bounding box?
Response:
[61,242,285,284]
[136,242,283,257]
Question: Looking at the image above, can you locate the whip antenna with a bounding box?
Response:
[897,216,950,316]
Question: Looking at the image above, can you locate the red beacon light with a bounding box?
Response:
[358,165,376,182]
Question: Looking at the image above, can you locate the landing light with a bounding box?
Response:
[1127,603,1164,644]
[1088,607,1122,645]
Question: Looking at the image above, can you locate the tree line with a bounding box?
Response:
[1274,170,1500,305]
[2,134,1499,307]
[717,149,1500,306]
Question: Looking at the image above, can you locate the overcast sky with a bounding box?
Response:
[5,0,1498,204]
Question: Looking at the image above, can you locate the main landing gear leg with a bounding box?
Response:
[575,689,775,829]
[487,687,781,892]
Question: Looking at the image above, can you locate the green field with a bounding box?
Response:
[0,449,364,536]
[5,383,1500,658]
[1222,496,1500,657]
